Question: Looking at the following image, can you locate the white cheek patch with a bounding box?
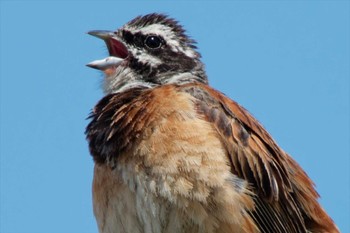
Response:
[128,46,162,66]
[139,53,162,65]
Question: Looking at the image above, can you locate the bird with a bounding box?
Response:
[85,13,339,233]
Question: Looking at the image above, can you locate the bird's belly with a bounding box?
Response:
[92,163,198,233]
[92,161,255,233]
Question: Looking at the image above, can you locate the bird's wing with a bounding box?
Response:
[180,83,338,233]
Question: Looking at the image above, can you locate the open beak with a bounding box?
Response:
[87,30,128,71]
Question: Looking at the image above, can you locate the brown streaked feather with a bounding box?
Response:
[88,85,260,232]
[181,83,339,233]
[86,87,148,165]
[86,83,338,233]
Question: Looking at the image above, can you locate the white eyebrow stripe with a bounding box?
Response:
[124,23,198,59]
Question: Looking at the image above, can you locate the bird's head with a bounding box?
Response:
[87,13,208,94]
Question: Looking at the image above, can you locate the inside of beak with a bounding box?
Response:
[87,30,129,71]
[107,38,128,59]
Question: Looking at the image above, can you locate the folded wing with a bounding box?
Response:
[181,83,338,233]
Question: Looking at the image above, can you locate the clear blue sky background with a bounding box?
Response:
[1,1,349,233]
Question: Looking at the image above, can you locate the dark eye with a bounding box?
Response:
[144,35,162,49]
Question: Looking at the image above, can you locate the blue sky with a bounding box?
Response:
[0,1,349,233]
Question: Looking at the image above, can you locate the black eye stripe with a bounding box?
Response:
[122,30,143,47]
[122,30,134,44]
[122,30,164,49]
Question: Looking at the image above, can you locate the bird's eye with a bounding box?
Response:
[144,35,162,49]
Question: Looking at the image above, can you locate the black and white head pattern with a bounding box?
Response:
[89,13,208,93]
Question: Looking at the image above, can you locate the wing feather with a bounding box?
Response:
[181,83,338,233]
